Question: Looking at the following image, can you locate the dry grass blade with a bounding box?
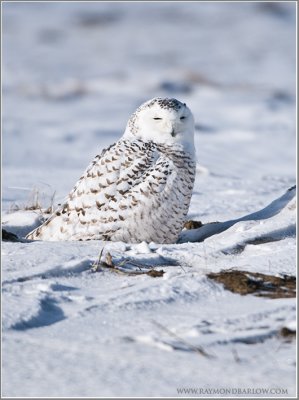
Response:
[90,246,106,272]
[7,187,57,216]
[232,348,242,363]
[152,320,214,358]
[44,191,56,214]
[24,188,42,211]
[91,251,165,277]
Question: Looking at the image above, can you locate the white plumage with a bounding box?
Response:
[26,97,196,243]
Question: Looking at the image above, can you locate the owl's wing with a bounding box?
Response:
[26,139,174,241]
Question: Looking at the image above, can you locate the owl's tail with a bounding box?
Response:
[25,212,65,241]
[25,227,42,240]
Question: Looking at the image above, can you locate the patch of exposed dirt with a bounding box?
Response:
[207,269,296,299]
[279,327,296,339]
[184,220,204,230]
[183,220,220,230]
[2,229,20,242]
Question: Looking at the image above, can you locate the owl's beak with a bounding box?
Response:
[165,120,176,137]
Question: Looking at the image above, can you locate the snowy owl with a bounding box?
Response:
[26,97,196,243]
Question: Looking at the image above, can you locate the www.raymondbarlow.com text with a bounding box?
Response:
[177,387,288,395]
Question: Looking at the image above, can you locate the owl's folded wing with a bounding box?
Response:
[25,139,174,240]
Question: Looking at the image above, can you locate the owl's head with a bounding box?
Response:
[124,97,195,152]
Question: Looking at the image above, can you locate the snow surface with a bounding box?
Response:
[2,2,296,397]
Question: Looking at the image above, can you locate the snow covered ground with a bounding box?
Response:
[2,2,296,397]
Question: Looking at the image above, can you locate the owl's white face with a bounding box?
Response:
[124,98,195,153]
